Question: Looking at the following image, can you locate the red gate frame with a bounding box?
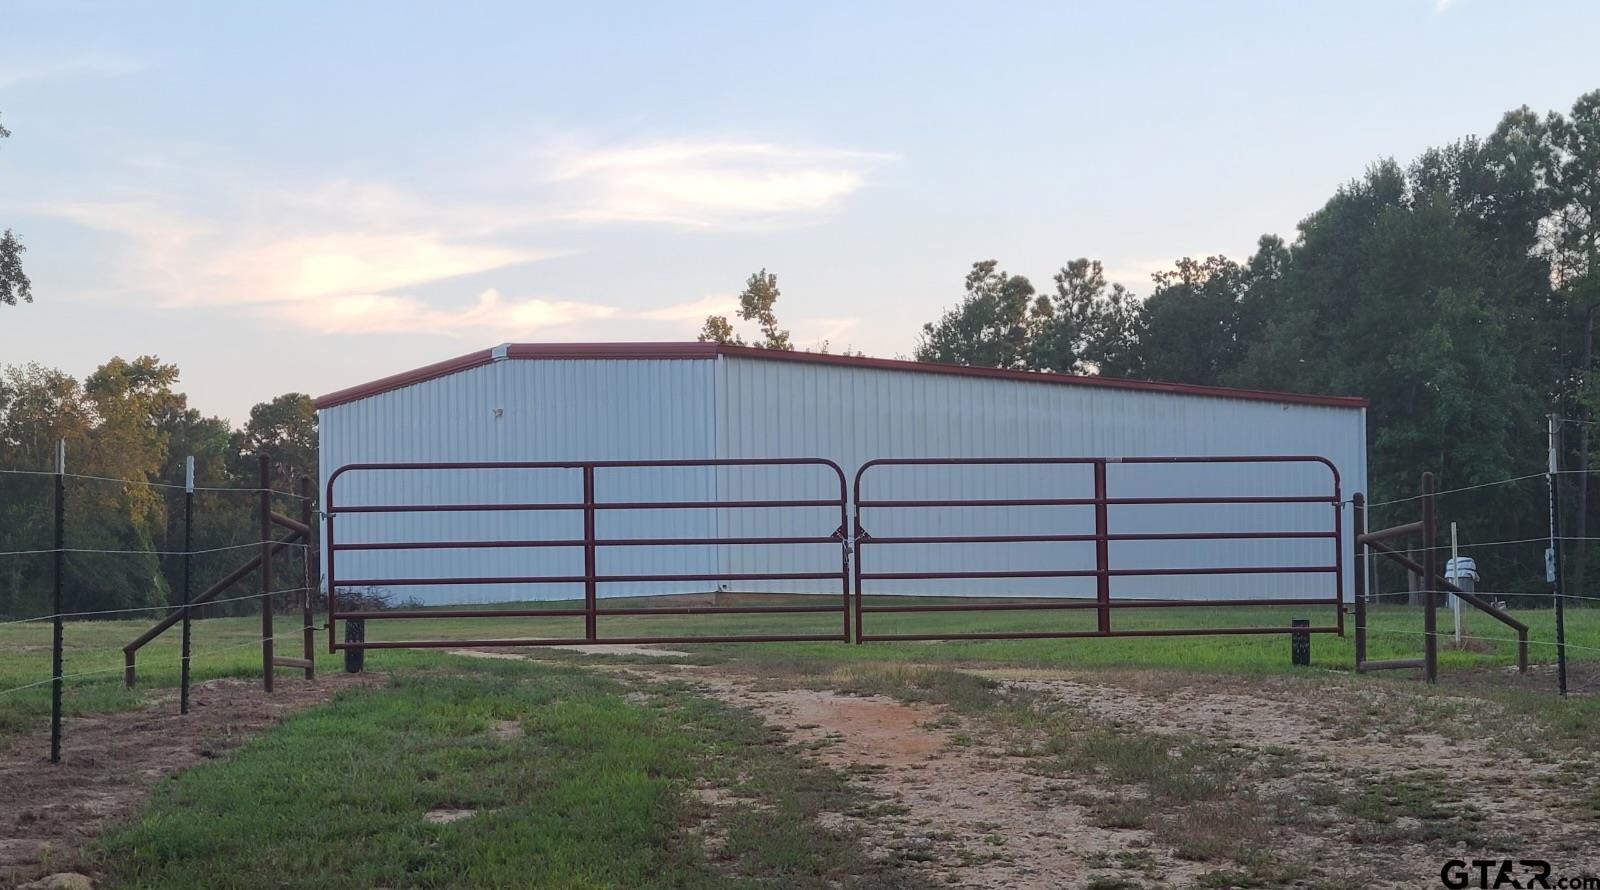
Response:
[325,458,850,651]
[851,456,1344,643]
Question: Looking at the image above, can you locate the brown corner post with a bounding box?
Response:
[582,464,597,642]
[1093,459,1111,635]
[1421,472,1437,684]
[299,474,315,680]
[259,454,274,692]
[1352,493,1367,668]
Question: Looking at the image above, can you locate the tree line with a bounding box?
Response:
[0,358,316,619]
[913,91,1600,598]
[702,91,1599,599]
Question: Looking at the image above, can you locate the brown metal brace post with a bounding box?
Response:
[259,455,274,692]
[122,532,305,687]
[1361,537,1529,673]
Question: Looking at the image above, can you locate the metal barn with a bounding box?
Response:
[315,342,1367,620]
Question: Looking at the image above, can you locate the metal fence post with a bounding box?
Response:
[1353,493,1367,667]
[181,456,194,715]
[259,454,273,692]
[325,484,337,656]
[1333,481,1345,638]
[1421,472,1437,684]
[1548,415,1569,696]
[300,475,315,680]
[838,474,851,644]
[51,439,65,764]
[1093,459,1111,635]
[582,464,597,641]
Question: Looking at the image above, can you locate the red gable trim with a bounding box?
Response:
[313,348,497,410]
[313,342,1368,410]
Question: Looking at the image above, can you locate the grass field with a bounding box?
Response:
[4,600,1599,888]
[3,598,1597,744]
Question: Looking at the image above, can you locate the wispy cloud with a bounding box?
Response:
[636,294,739,321]
[205,234,536,305]
[45,199,548,310]
[32,134,894,337]
[291,289,620,337]
[1434,0,1461,12]
[543,141,894,227]
[0,53,146,90]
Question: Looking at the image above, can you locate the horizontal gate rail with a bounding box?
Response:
[852,455,1344,643]
[861,597,1342,613]
[326,458,850,650]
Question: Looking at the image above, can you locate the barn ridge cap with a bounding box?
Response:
[312,341,1369,411]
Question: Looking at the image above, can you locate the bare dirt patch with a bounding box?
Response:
[630,664,1600,889]
[487,719,523,741]
[0,673,376,887]
[987,670,1600,885]
[630,668,1212,889]
[422,808,480,825]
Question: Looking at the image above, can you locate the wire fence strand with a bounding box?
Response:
[0,466,311,500]
[0,633,297,699]
[1366,627,1600,655]
[0,586,314,626]
[0,540,311,558]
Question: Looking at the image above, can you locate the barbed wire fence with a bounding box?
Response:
[6,443,1598,764]
[1357,458,1599,696]
[0,447,320,763]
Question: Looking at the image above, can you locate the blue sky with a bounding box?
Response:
[1,0,1597,421]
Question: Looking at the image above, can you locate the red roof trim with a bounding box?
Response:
[313,348,496,410]
[313,342,1368,410]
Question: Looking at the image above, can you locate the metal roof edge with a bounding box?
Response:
[313,341,1369,411]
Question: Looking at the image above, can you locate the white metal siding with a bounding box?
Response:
[714,356,1366,601]
[318,352,1367,606]
[320,358,717,605]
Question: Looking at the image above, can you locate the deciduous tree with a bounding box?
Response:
[0,113,32,308]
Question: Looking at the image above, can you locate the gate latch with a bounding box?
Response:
[833,524,857,555]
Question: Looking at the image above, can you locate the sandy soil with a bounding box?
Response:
[633,665,1600,890]
[0,673,375,888]
[644,670,1215,888]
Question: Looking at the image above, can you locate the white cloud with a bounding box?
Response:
[637,294,739,321]
[0,53,146,90]
[205,234,536,305]
[293,289,619,337]
[33,134,894,337]
[793,315,862,346]
[1434,0,1461,11]
[44,199,548,310]
[545,140,894,227]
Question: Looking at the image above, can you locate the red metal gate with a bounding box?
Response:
[325,458,850,651]
[851,456,1343,643]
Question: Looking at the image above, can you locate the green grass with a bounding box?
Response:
[5,598,1597,888]
[3,599,1597,747]
[95,660,930,889]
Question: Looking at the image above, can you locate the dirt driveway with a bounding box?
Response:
[629,662,1600,889]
